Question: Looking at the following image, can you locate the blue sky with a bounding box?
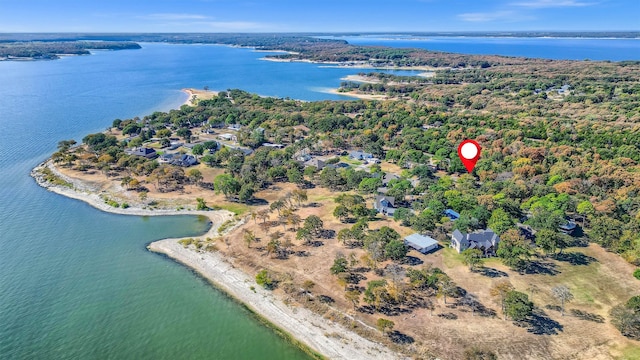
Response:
[0,0,638,32]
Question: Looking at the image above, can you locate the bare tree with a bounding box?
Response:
[552,285,574,316]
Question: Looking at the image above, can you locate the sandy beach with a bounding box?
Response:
[323,88,389,101]
[31,160,401,360]
[182,88,219,106]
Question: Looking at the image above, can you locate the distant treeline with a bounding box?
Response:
[0,41,141,59]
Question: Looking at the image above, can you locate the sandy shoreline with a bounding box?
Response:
[323,88,389,101]
[31,160,401,360]
[260,56,442,72]
[182,88,219,106]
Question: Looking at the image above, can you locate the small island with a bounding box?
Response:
[33,37,640,360]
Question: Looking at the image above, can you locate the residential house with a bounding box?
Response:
[404,233,439,254]
[304,158,326,170]
[158,153,175,164]
[451,229,500,256]
[296,154,312,162]
[228,124,242,131]
[382,173,400,186]
[172,154,198,167]
[262,143,285,149]
[218,133,238,142]
[374,195,396,216]
[559,220,577,235]
[327,162,350,169]
[126,147,157,159]
[168,141,183,150]
[444,209,460,221]
[349,150,373,161]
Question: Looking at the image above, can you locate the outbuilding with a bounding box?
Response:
[404,233,439,254]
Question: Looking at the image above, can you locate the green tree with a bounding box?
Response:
[590,216,624,249]
[333,204,350,222]
[497,229,531,270]
[196,197,208,210]
[330,254,349,274]
[392,207,412,226]
[192,144,205,158]
[488,208,514,235]
[296,227,313,245]
[535,229,559,257]
[576,200,595,226]
[238,184,255,203]
[462,248,483,270]
[358,177,382,194]
[376,318,395,335]
[303,215,324,236]
[385,239,408,261]
[255,269,275,289]
[243,229,256,248]
[286,167,304,185]
[214,174,240,199]
[176,127,192,141]
[504,290,533,321]
[411,209,437,233]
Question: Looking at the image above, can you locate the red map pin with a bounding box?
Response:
[458,140,481,173]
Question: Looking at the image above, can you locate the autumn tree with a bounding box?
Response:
[497,229,531,270]
[490,280,514,320]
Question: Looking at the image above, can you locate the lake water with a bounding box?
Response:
[323,35,640,61]
[1,37,636,359]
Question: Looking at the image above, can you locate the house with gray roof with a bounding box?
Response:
[451,228,500,256]
[126,147,157,159]
[382,173,400,186]
[304,158,326,170]
[404,233,439,254]
[349,150,373,161]
[374,195,396,216]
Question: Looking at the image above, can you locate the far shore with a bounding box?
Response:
[259,56,444,72]
[30,160,401,360]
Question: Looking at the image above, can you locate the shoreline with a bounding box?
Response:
[30,160,401,360]
[182,88,220,106]
[259,56,443,72]
[322,88,389,101]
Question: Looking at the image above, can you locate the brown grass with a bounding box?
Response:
[55,166,640,359]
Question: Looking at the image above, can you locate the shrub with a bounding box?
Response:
[255,269,275,290]
[634,268,640,280]
[121,203,129,209]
